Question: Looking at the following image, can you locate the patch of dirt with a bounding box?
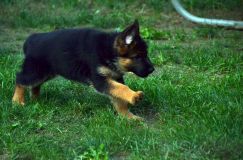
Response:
[0,149,10,160]
[110,151,130,160]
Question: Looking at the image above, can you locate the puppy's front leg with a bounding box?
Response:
[106,79,143,105]
[111,97,143,121]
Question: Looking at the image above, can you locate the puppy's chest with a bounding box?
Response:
[97,65,123,80]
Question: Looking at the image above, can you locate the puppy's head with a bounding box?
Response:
[114,20,154,78]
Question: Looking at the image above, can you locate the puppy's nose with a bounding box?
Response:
[148,67,154,74]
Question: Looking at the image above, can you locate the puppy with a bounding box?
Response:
[12,20,154,120]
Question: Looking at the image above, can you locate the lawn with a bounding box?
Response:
[0,0,243,159]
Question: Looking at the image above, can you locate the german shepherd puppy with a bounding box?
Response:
[12,20,154,120]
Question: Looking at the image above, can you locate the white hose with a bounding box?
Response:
[171,0,243,29]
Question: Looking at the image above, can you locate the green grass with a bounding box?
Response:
[0,0,243,159]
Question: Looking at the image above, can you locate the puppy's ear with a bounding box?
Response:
[121,19,139,45]
[114,20,140,56]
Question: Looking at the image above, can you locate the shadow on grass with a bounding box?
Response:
[26,79,159,122]
[130,98,160,123]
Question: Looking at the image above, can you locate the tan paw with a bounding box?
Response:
[127,112,144,121]
[12,96,25,106]
[130,91,144,105]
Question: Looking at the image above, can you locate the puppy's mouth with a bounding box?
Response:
[137,67,155,78]
[134,72,151,78]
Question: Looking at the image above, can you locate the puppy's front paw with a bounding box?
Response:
[130,91,144,105]
[127,112,144,121]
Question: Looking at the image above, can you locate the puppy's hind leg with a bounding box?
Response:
[12,57,51,105]
[31,85,41,99]
[12,84,26,105]
[13,73,45,105]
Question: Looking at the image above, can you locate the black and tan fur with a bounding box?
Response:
[12,20,154,120]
